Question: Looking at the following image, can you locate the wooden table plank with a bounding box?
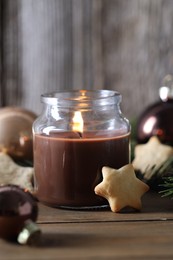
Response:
[0,191,173,259]
[38,192,173,224]
[0,221,173,259]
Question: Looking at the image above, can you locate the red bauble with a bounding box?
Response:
[136,83,173,145]
[0,185,38,241]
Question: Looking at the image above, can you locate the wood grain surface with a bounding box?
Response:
[0,192,173,259]
[1,0,173,118]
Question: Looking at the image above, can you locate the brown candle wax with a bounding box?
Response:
[33,132,130,208]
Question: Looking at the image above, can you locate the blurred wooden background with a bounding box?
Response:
[1,0,173,119]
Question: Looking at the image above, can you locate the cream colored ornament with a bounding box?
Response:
[0,107,36,161]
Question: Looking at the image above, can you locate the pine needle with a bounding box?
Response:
[142,156,173,197]
[147,156,173,178]
[159,176,173,198]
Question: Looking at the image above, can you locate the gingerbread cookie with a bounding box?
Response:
[132,136,173,179]
[94,164,149,212]
[0,152,34,192]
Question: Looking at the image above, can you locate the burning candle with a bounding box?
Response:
[33,90,130,208]
[72,111,83,137]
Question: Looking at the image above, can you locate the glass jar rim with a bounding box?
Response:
[41,90,121,108]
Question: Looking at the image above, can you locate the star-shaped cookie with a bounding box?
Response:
[0,152,34,192]
[132,136,173,179]
[94,164,149,212]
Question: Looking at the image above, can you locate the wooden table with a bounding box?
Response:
[1,191,173,259]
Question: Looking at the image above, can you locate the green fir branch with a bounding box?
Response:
[143,156,173,182]
[159,177,173,198]
[142,156,173,195]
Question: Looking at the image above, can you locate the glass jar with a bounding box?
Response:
[33,90,131,209]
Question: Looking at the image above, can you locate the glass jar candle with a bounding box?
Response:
[33,90,131,208]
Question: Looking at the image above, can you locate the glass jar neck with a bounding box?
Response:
[41,90,122,109]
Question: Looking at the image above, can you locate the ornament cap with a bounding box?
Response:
[17,219,41,245]
[160,74,173,101]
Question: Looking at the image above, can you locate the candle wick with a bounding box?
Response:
[77,132,82,138]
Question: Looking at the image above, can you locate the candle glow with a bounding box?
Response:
[72,111,84,134]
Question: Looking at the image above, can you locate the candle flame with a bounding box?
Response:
[72,111,84,134]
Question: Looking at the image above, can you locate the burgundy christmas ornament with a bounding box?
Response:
[0,185,40,244]
[136,75,173,145]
